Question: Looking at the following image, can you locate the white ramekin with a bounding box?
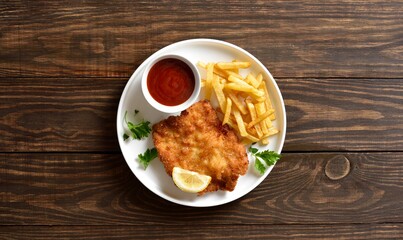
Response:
[141,54,201,113]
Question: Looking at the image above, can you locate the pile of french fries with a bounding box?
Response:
[198,60,279,145]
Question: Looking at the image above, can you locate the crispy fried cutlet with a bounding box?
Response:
[152,100,248,194]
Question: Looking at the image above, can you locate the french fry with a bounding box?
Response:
[246,100,263,138]
[242,112,252,124]
[214,65,243,79]
[227,91,248,115]
[223,70,243,79]
[255,96,266,102]
[229,116,259,145]
[212,74,226,112]
[256,90,274,129]
[246,126,261,142]
[228,75,249,85]
[222,97,232,125]
[226,118,238,132]
[233,109,248,137]
[265,115,273,128]
[246,73,259,88]
[230,60,240,74]
[244,133,260,143]
[243,75,251,84]
[205,63,214,100]
[260,81,276,121]
[263,127,279,138]
[198,60,280,145]
[260,125,279,145]
[247,109,274,129]
[197,61,207,69]
[217,61,251,69]
[219,77,227,84]
[255,102,269,135]
[227,76,265,98]
[225,83,265,98]
[261,137,269,145]
[256,73,263,88]
[224,82,250,91]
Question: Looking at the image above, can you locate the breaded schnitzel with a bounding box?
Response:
[152,100,248,194]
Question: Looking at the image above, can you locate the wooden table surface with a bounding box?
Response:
[1,1,402,239]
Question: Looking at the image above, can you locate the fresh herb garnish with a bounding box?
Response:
[254,156,266,174]
[249,146,258,154]
[127,120,151,139]
[138,148,158,169]
[123,110,151,140]
[249,146,281,174]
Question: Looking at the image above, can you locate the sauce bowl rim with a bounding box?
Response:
[141,54,201,114]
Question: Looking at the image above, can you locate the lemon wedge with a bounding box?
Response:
[172,167,212,193]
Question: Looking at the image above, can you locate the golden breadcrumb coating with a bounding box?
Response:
[152,100,248,194]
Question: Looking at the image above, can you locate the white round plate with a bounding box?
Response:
[116,38,286,207]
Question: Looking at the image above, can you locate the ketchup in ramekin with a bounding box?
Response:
[141,54,200,113]
[147,58,195,106]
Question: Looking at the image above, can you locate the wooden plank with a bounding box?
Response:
[0,78,401,152]
[0,224,402,239]
[280,78,403,151]
[1,1,403,78]
[0,152,401,225]
[0,78,125,152]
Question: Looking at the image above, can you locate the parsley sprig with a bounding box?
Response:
[138,148,158,169]
[249,146,281,174]
[123,110,151,140]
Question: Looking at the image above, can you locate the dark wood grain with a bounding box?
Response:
[282,78,403,151]
[0,78,125,152]
[1,1,401,238]
[0,78,401,152]
[0,224,402,239]
[1,1,403,78]
[1,152,402,225]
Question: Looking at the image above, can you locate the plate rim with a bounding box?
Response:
[116,38,287,207]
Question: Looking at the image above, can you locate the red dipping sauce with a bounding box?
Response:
[147,58,195,106]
